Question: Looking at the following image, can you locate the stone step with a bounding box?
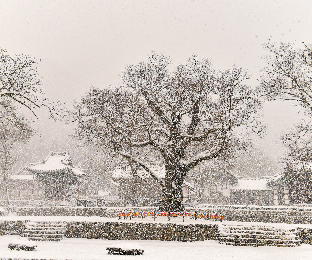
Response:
[218,224,300,247]
[22,221,66,242]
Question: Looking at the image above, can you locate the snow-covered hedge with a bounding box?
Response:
[13,207,108,217]
[0,221,24,236]
[198,207,312,224]
[65,222,219,241]
[298,228,312,244]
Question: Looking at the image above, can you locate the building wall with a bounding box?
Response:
[3,178,45,206]
[230,190,274,206]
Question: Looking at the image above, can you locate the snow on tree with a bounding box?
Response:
[0,101,33,206]
[261,42,312,112]
[75,53,260,212]
[0,49,53,117]
[282,123,312,203]
[261,42,312,203]
[0,49,58,206]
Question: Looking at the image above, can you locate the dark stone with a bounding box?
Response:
[106,247,144,255]
[8,243,36,251]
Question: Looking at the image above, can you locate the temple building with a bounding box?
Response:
[26,152,86,203]
[230,176,289,206]
[201,175,289,206]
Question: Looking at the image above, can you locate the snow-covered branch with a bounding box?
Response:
[140,89,172,127]
[118,152,164,186]
[182,147,224,172]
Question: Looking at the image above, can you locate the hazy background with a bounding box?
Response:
[1,0,311,176]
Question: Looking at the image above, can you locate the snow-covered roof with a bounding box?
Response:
[231,178,270,191]
[71,167,86,176]
[9,175,34,180]
[27,152,85,176]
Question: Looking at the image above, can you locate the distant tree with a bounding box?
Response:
[261,42,312,112]
[0,48,59,118]
[0,101,33,206]
[281,122,312,203]
[76,54,259,212]
[261,42,312,203]
[0,49,58,207]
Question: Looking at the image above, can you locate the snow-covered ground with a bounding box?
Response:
[2,215,312,229]
[1,215,312,259]
[1,235,312,260]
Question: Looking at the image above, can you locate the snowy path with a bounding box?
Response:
[1,235,312,260]
[2,215,312,229]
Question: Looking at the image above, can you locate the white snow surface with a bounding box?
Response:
[9,236,38,247]
[28,153,70,172]
[1,215,312,229]
[9,174,34,180]
[1,235,312,260]
[1,216,312,259]
[232,178,270,190]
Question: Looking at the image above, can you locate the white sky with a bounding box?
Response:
[1,0,312,172]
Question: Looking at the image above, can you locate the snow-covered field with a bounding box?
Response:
[1,215,312,259]
[1,235,312,260]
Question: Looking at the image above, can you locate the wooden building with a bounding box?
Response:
[201,175,289,206]
[26,152,86,203]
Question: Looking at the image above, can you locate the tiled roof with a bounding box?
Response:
[27,152,85,176]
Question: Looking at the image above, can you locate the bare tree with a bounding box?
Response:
[0,49,58,207]
[76,54,259,211]
[261,42,312,112]
[0,101,33,207]
[261,42,312,203]
[0,49,59,118]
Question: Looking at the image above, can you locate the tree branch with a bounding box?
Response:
[140,89,171,126]
[129,140,153,147]
[3,94,38,118]
[187,99,200,135]
[181,128,221,142]
[118,152,164,187]
[182,147,224,172]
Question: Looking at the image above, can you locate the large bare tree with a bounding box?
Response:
[76,54,259,211]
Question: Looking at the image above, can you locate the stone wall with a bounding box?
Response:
[12,207,108,217]
[65,222,219,241]
[200,207,312,224]
[0,221,24,235]
[0,220,219,242]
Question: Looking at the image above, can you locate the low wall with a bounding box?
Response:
[0,221,24,236]
[0,220,219,242]
[65,222,219,241]
[12,207,108,217]
[9,206,312,224]
[197,207,312,224]
[298,228,312,244]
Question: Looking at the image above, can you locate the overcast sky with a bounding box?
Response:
[1,0,312,172]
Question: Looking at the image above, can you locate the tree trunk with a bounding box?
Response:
[159,165,185,212]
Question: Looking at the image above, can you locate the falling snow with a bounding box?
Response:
[1,1,312,259]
